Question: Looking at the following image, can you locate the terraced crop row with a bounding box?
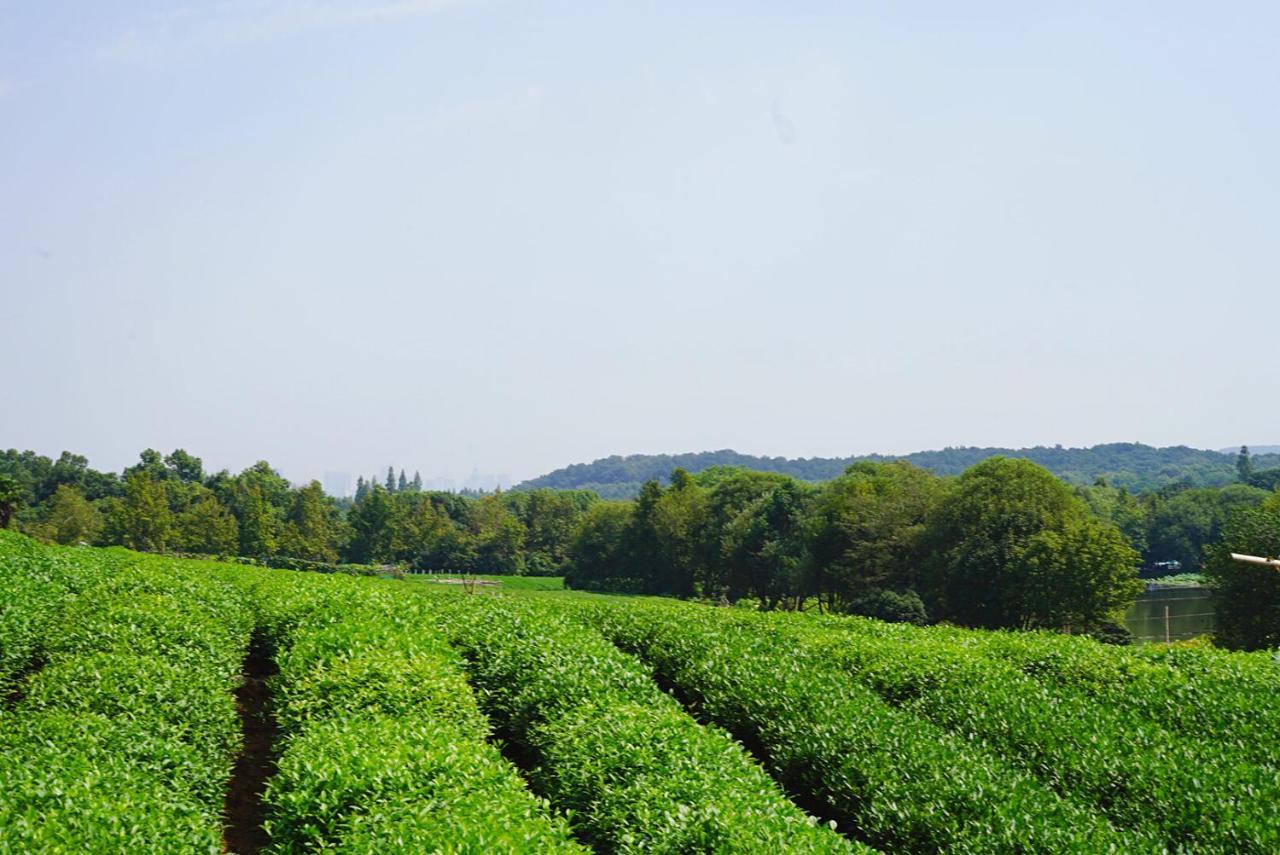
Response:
[229,568,583,853]
[753,610,1280,852]
[572,598,1154,854]
[0,542,252,852]
[804,611,1280,773]
[423,593,862,853]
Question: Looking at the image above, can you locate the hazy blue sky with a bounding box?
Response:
[3,1,1277,488]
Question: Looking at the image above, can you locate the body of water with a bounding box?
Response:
[1125,586,1215,644]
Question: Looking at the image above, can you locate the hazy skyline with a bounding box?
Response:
[4,2,1278,487]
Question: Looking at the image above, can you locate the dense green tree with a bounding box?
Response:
[807,461,942,614]
[922,458,1140,630]
[175,494,240,555]
[648,469,707,597]
[506,489,595,574]
[355,476,369,502]
[279,480,343,562]
[28,484,102,545]
[346,485,397,564]
[230,482,282,557]
[397,469,408,492]
[1236,445,1254,483]
[0,474,21,529]
[724,480,812,608]
[1010,516,1143,629]
[563,502,635,590]
[385,466,397,492]
[1203,496,1280,650]
[119,472,172,552]
[411,471,423,491]
[693,467,794,596]
[1075,482,1149,556]
[469,494,525,575]
[164,449,204,484]
[624,480,668,593]
[1145,485,1269,570]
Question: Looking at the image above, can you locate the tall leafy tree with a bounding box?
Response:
[807,461,942,613]
[1203,495,1280,650]
[29,484,102,544]
[0,474,21,529]
[164,449,204,484]
[411,471,423,492]
[385,466,397,493]
[175,494,240,555]
[1236,445,1254,483]
[725,480,811,608]
[564,502,635,590]
[231,482,282,557]
[923,457,1140,629]
[469,494,525,575]
[280,480,343,562]
[649,469,707,597]
[397,469,408,492]
[346,485,397,564]
[119,471,172,552]
[1010,516,1142,629]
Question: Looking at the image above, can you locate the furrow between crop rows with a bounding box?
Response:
[222,630,280,855]
[0,542,254,851]
[745,609,1280,852]
[226,569,584,853]
[573,598,1157,855]
[422,592,866,854]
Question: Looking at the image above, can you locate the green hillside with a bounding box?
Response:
[518,443,1280,497]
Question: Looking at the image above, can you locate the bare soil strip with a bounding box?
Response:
[223,633,279,855]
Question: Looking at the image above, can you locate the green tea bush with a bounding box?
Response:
[576,599,1150,854]
[427,594,861,854]
[0,537,253,853]
[764,612,1279,852]
[245,572,583,853]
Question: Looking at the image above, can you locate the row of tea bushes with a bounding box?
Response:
[574,598,1152,855]
[424,593,862,854]
[228,569,584,853]
[802,611,1280,774]
[761,611,1279,853]
[0,539,252,852]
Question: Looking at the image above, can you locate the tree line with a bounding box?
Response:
[0,448,598,576]
[521,442,1280,497]
[2,446,1277,647]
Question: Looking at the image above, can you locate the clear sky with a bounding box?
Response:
[3,1,1277,489]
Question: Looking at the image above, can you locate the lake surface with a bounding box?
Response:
[1125,586,1215,643]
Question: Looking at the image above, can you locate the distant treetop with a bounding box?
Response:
[516,443,1280,498]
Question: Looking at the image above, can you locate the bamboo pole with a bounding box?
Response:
[1230,553,1280,569]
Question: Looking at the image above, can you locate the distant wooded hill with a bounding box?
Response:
[517,443,1280,498]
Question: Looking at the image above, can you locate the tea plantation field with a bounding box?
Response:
[2,530,1277,853]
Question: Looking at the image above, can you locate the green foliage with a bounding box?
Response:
[0,473,22,528]
[119,470,173,551]
[1203,500,1280,650]
[176,494,241,555]
[27,483,103,544]
[1144,484,1270,571]
[765,609,1279,851]
[807,461,941,612]
[923,458,1141,629]
[520,442,1280,495]
[430,594,858,853]
[1011,516,1143,628]
[241,575,582,853]
[579,598,1144,853]
[0,535,251,852]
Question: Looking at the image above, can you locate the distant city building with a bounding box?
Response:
[323,471,352,497]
